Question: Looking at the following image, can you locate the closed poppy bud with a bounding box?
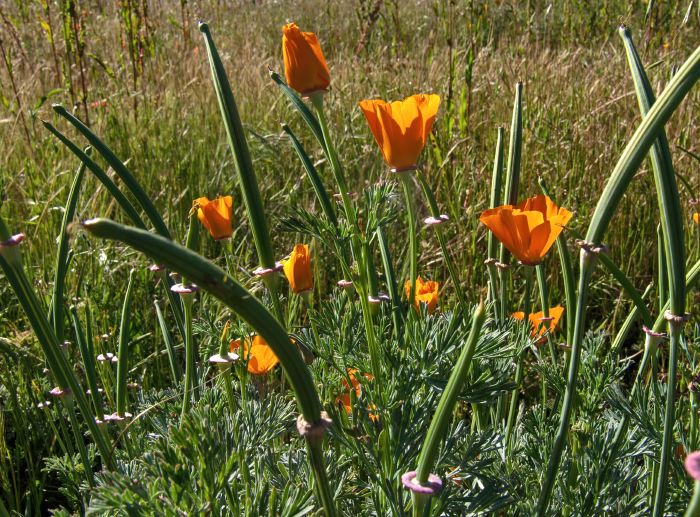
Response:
[480,195,573,266]
[230,335,279,375]
[282,22,330,95]
[404,276,439,314]
[283,243,313,294]
[694,212,699,225]
[359,94,440,171]
[194,196,233,240]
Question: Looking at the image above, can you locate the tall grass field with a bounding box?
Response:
[1,1,699,515]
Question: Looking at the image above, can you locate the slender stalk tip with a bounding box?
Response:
[198,21,208,32]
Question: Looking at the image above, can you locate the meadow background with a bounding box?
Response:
[0,0,699,514]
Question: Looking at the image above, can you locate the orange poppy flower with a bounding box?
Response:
[230,335,279,375]
[479,195,573,266]
[404,276,439,314]
[282,22,330,95]
[512,305,565,344]
[359,94,440,171]
[336,368,377,421]
[194,196,233,240]
[694,212,699,225]
[282,243,313,294]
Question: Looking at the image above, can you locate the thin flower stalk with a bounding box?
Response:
[411,302,486,516]
[400,173,419,305]
[486,127,505,320]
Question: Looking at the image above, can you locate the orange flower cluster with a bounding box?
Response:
[512,306,565,344]
[194,196,233,240]
[404,276,439,314]
[480,195,573,266]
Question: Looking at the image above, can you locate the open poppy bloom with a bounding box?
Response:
[359,94,440,171]
[194,196,233,240]
[336,368,377,422]
[230,335,279,375]
[283,243,313,294]
[282,22,330,95]
[512,306,565,344]
[479,195,573,266]
[404,276,439,314]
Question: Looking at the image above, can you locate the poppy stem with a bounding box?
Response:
[536,251,594,516]
[180,293,195,422]
[535,264,557,367]
[412,302,486,517]
[400,173,418,306]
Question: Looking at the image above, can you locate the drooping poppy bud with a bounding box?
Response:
[480,195,573,266]
[282,22,330,95]
[230,335,279,375]
[404,276,439,314]
[359,94,440,171]
[193,196,233,240]
[283,243,313,294]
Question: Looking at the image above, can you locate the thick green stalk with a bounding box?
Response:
[81,218,322,422]
[536,42,699,514]
[52,160,85,343]
[180,293,195,420]
[498,83,523,323]
[401,173,418,305]
[50,106,170,238]
[43,122,146,230]
[487,128,505,319]
[412,302,486,516]
[116,269,136,417]
[619,27,687,515]
[198,22,276,270]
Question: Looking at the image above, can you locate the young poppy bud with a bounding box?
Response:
[359,94,440,172]
[480,195,573,266]
[404,276,439,314]
[283,244,313,294]
[193,196,233,240]
[694,212,699,225]
[282,22,330,96]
